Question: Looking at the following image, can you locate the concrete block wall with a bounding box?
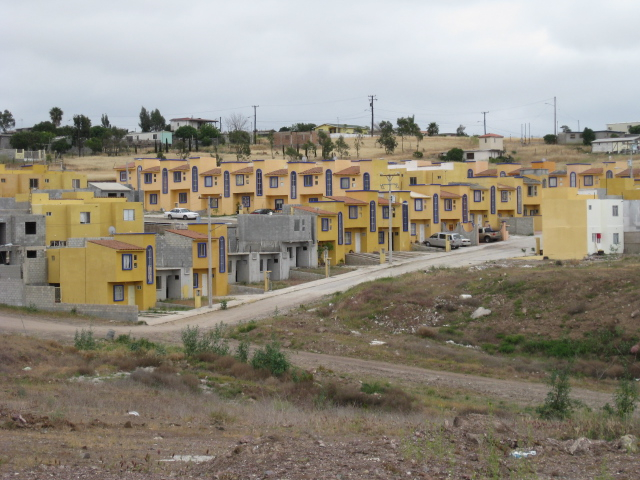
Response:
[24,254,48,285]
[23,285,56,307]
[156,232,193,268]
[624,232,640,254]
[0,278,24,306]
[0,264,22,279]
[503,217,535,236]
[8,214,47,246]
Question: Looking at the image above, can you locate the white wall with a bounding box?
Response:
[586,199,624,254]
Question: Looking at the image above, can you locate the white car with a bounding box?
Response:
[164,208,199,220]
[452,233,471,247]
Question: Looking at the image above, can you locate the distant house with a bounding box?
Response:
[591,136,640,154]
[170,117,218,131]
[478,134,504,151]
[314,124,369,135]
[607,122,640,133]
[126,131,173,146]
[558,130,625,145]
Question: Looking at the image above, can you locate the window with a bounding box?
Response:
[242,196,250,208]
[613,233,620,244]
[549,177,557,187]
[25,222,37,234]
[304,175,313,187]
[236,175,244,186]
[275,199,284,210]
[467,169,474,178]
[584,175,593,186]
[378,231,385,244]
[204,176,213,187]
[474,190,482,202]
[123,209,135,221]
[45,212,52,216]
[198,243,207,258]
[50,240,66,247]
[345,232,352,244]
[592,233,601,243]
[527,186,538,197]
[500,171,506,177]
[349,205,358,219]
[156,276,162,289]
[309,197,318,202]
[382,206,389,219]
[26,250,37,258]
[444,198,453,211]
[321,218,331,231]
[414,199,423,211]
[120,171,127,182]
[209,197,219,209]
[122,254,132,270]
[149,193,158,204]
[409,176,417,185]
[72,179,81,188]
[179,192,187,203]
[173,171,182,182]
[256,169,263,196]
[80,212,91,224]
[193,273,199,288]
[466,152,475,160]
[113,285,124,302]
[144,173,152,184]
[500,191,509,202]
[269,177,278,188]
[340,177,350,189]
[410,223,416,236]
[612,205,619,216]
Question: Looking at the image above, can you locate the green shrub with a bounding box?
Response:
[235,340,250,363]
[361,381,388,394]
[536,367,575,419]
[181,323,230,357]
[237,321,257,333]
[603,375,639,419]
[74,328,96,350]
[251,339,290,376]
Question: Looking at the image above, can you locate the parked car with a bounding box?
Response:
[423,232,462,249]
[251,209,275,215]
[164,208,199,220]
[452,233,471,247]
[478,227,501,243]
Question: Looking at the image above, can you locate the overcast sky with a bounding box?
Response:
[3,0,639,137]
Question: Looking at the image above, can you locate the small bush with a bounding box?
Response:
[361,381,388,394]
[235,340,250,363]
[415,326,437,338]
[251,339,290,376]
[74,328,97,350]
[603,375,639,419]
[237,321,257,334]
[181,323,230,357]
[536,367,575,419]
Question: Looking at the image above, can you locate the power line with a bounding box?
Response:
[368,95,377,137]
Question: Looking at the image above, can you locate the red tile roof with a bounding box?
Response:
[169,165,189,172]
[479,133,504,138]
[292,205,338,216]
[333,166,361,175]
[376,196,401,205]
[200,168,221,176]
[299,167,323,175]
[325,196,368,205]
[549,170,567,176]
[497,184,516,190]
[166,229,209,240]
[88,240,144,251]
[507,169,522,176]
[114,162,135,170]
[615,168,640,178]
[232,166,254,175]
[440,190,462,198]
[475,168,497,176]
[578,168,603,175]
[141,166,161,173]
[266,169,288,176]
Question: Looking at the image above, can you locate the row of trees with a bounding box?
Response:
[376,117,443,156]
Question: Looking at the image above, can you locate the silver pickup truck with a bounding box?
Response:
[478,227,501,243]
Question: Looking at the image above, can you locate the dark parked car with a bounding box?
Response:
[251,208,275,215]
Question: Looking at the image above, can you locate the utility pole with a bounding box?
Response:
[369,95,377,137]
[553,96,557,137]
[481,112,489,135]
[252,105,259,144]
[380,173,400,264]
[207,197,213,308]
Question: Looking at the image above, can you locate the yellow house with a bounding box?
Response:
[0,164,86,197]
[48,233,157,310]
[314,124,369,135]
[28,192,144,246]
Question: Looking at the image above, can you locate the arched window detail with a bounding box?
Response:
[137,165,142,188]
[338,212,343,245]
[369,201,376,232]
[490,186,496,215]
[325,169,333,196]
[192,166,198,193]
[433,194,439,224]
[462,194,468,223]
[570,172,576,187]
[606,170,613,179]
[162,168,168,194]
[219,237,226,273]
[290,171,297,199]
[256,169,263,196]
[363,172,371,190]
[402,202,409,232]
[500,171,506,177]
[517,186,522,215]
[145,246,154,285]
[467,169,473,178]
[223,171,230,197]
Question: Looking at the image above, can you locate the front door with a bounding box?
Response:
[355,232,361,253]
[128,285,135,306]
[419,224,425,243]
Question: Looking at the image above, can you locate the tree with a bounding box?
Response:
[102,127,128,156]
[174,125,198,142]
[150,109,166,132]
[582,127,596,146]
[101,114,110,128]
[139,107,152,132]
[72,114,92,155]
[49,107,63,128]
[0,110,15,133]
[291,122,316,132]
[278,126,291,132]
[353,128,364,158]
[284,146,302,160]
[427,122,439,136]
[85,137,103,154]
[560,125,572,133]
[444,147,464,162]
[543,134,557,145]
[225,112,249,133]
[396,116,421,152]
[629,125,640,134]
[51,138,71,158]
[377,121,397,154]
[267,130,275,158]
[10,131,40,150]
[335,135,350,159]
[301,139,317,158]
[198,124,222,147]
[317,130,335,159]
[32,121,57,134]
[456,125,467,137]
